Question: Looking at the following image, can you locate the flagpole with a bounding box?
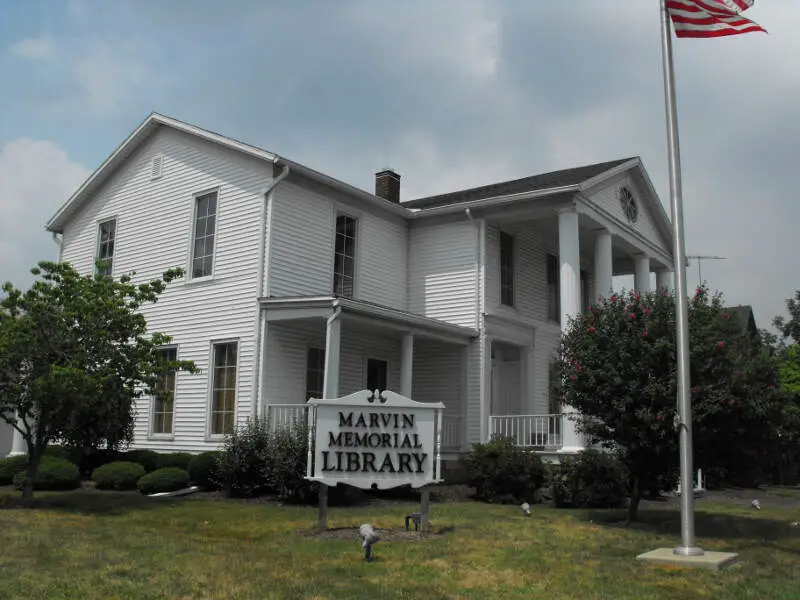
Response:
[659,0,703,557]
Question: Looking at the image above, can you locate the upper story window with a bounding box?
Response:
[192,191,218,279]
[333,213,357,298]
[547,254,560,323]
[96,218,117,277]
[499,231,515,307]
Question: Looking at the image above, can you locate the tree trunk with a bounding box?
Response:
[627,476,641,525]
[22,452,42,502]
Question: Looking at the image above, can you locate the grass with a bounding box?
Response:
[0,490,799,599]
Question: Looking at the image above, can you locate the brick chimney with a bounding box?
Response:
[375,169,401,203]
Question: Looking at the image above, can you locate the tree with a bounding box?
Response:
[0,261,196,499]
[553,285,781,523]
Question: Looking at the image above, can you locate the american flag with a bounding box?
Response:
[666,0,766,38]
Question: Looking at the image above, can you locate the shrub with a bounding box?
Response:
[461,436,547,504]
[187,451,221,490]
[12,457,80,491]
[266,422,318,504]
[91,461,146,490]
[551,449,629,509]
[122,449,160,472]
[43,445,70,459]
[66,447,122,479]
[216,417,272,498]
[0,455,29,486]
[137,467,190,495]
[156,452,194,471]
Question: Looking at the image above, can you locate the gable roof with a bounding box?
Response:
[402,157,635,209]
[727,305,758,336]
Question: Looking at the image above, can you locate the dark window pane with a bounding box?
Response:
[367,358,388,392]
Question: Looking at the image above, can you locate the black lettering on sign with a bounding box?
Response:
[339,412,353,427]
[369,413,379,428]
[398,453,412,473]
[362,452,377,472]
[329,432,342,446]
[379,454,396,473]
[381,433,391,448]
[346,452,361,472]
[413,453,428,473]
[402,414,415,428]
[355,413,367,427]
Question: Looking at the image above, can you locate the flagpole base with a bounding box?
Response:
[637,548,738,571]
[674,545,704,556]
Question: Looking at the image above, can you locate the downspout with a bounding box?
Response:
[51,232,63,262]
[252,161,291,419]
[465,208,489,443]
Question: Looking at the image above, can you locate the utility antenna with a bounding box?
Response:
[686,255,727,285]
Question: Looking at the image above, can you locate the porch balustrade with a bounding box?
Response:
[488,414,563,450]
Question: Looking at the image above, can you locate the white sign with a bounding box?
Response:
[305,389,445,490]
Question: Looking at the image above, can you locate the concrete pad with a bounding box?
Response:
[636,548,739,571]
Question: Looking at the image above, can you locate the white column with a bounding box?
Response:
[480,335,492,442]
[8,416,26,457]
[558,208,585,453]
[558,208,582,327]
[323,311,341,399]
[634,254,652,292]
[656,270,673,293]
[593,230,613,303]
[400,332,414,397]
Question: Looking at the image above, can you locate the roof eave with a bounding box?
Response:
[409,184,582,218]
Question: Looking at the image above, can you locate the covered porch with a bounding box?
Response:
[257,297,475,454]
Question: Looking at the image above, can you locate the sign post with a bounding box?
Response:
[306,388,445,531]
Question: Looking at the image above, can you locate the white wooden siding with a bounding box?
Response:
[589,175,669,253]
[59,126,271,452]
[412,340,464,419]
[408,221,477,328]
[268,181,408,310]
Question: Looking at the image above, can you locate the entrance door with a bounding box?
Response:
[491,360,521,416]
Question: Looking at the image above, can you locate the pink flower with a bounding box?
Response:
[723,314,729,320]
[629,313,636,320]
[588,326,596,333]
[643,308,649,316]
[729,400,736,406]
[657,415,662,421]
[635,294,641,301]
[610,295,617,302]
[769,384,775,390]
[664,291,670,297]
[642,331,648,337]
[738,370,743,377]
[570,375,577,382]
[716,341,725,349]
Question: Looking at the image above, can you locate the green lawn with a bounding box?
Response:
[1,490,798,599]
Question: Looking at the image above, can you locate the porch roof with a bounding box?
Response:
[259,296,478,345]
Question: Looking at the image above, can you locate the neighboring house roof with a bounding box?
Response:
[402,158,635,209]
[727,305,759,336]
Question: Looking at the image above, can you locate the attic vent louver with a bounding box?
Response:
[151,154,164,180]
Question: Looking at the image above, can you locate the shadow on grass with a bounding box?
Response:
[0,489,169,515]
[578,506,799,544]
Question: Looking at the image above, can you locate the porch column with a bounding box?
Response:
[480,335,492,442]
[558,208,585,453]
[656,270,673,293]
[593,230,613,303]
[323,310,341,399]
[8,415,26,457]
[522,345,537,414]
[400,332,413,397]
[634,254,652,292]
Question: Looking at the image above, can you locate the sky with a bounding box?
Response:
[0,0,797,333]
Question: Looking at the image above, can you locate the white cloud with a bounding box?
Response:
[9,35,57,60]
[0,139,89,288]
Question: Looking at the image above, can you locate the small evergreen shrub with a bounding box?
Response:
[187,451,221,490]
[156,452,194,471]
[137,467,190,495]
[12,457,80,491]
[43,445,70,459]
[551,449,629,509]
[91,461,146,490]
[67,447,122,479]
[122,449,160,472]
[216,417,272,498]
[267,422,318,504]
[0,455,29,485]
[461,436,547,504]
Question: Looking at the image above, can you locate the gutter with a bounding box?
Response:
[51,232,63,262]
[252,160,291,419]
[409,184,580,218]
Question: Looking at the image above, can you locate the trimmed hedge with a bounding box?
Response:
[0,455,29,486]
[122,449,160,472]
[138,467,190,495]
[12,457,80,491]
[92,461,146,491]
[187,451,221,490]
[461,436,547,504]
[551,449,629,509]
[156,452,194,471]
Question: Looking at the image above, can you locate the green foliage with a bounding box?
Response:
[91,461,146,490]
[554,286,783,519]
[122,449,161,472]
[551,450,628,509]
[0,260,196,498]
[461,436,547,504]
[0,455,29,485]
[777,345,800,395]
[216,417,273,498]
[266,423,318,504]
[156,452,194,471]
[67,447,122,479]
[187,451,221,490]
[12,457,80,491]
[137,467,190,495]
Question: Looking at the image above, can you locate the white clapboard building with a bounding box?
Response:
[7,113,675,459]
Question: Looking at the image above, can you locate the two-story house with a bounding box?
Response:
[6,113,675,460]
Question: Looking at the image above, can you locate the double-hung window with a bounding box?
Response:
[210,341,237,435]
[547,254,560,323]
[500,231,515,307]
[96,219,116,276]
[306,348,325,400]
[191,191,218,279]
[152,347,177,436]
[333,214,357,297]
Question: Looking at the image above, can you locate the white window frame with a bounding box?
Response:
[206,338,240,440]
[148,344,179,440]
[94,216,118,277]
[187,187,221,283]
[331,209,360,299]
[364,355,390,393]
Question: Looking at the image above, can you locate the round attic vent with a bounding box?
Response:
[619,186,639,223]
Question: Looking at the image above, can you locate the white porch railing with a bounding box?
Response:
[488,414,562,450]
[266,404,463,451]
